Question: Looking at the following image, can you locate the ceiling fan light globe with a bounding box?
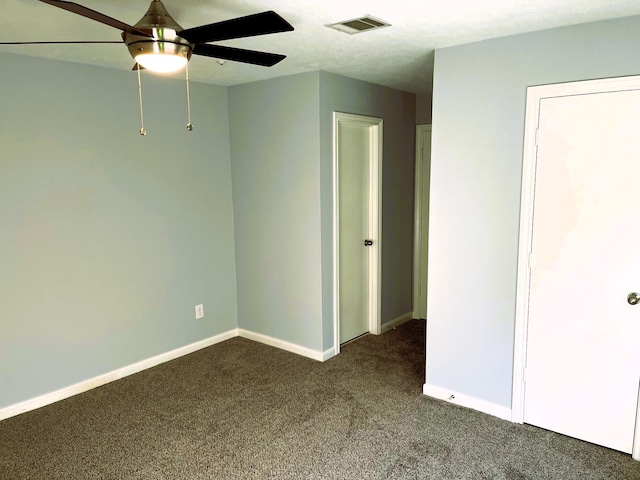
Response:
[135,52,187,73]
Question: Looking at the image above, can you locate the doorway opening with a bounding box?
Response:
[413,124,431,320]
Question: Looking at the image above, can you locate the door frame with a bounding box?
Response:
[332,112,383,355]
[511,75,640,461]
[413,124,431,319]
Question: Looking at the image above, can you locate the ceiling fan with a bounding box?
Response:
[1,0,295,73]
[1,0,294,134]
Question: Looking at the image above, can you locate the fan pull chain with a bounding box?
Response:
[185,62,193,131]
[137,63,147,136]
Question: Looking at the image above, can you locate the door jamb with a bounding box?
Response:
[512,75,640,461]
[332,112,383,355]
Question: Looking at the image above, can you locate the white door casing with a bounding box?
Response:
[512,76,640,459]
[413,124,432,320]
[333,112,383,353]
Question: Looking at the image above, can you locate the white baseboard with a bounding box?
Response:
[321,347,337,362]
[1,327,336,422]
[0,329,237,422]
[381,312,415,333]
[423,382,512,421]
[237,329,334,362]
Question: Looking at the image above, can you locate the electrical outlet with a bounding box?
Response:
[195,304,204,319]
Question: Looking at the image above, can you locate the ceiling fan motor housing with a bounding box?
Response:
[123,0,193,65]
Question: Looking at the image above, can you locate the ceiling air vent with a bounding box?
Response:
[327,15,391,35]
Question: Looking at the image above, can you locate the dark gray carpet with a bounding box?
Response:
[1,319,639,479]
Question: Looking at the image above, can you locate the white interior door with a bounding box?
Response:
[339,122,369,343]
[413,125,431,320]
[333,113,382,347]
[524,88,640,454]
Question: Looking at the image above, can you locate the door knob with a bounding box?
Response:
[627,292,640,305]
[364,239,373,246]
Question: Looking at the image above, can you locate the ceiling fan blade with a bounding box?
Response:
[179,11,293,44]
[0,41,122,45]
[193,44,286,67]
[38,0,152,37]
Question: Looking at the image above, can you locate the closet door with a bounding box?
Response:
[524,88,640,453]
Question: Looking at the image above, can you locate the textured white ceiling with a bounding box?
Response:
[2,0,640,95]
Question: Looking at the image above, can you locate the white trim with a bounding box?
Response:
[513,76,640,457]
[0,329,237,422]
[381,312,414,333]
[369,116,383,336]
[0,327,336,421]
[511,83,541,423]
[332,112,383,353]
[633,382,640,461]
[321,347,337,362]
[237,329,333,362]
[413,124,431,320]
[332,111,340,356]
[423,382,512,421]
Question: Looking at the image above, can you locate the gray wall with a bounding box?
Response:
[427,15,640,408]
[0,52,416,411]
[319,72,416,350]
[0,53,238,409]
[416,94,432,125]
[229,71,416,353]
[228,72,324,351]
